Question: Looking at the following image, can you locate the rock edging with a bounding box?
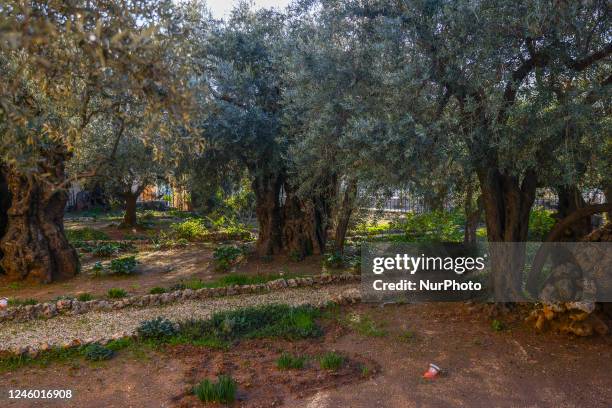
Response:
[1,284,362,358]
[0,274,361,324]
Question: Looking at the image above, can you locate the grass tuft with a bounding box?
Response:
[276,352,306,369]
[193,375,236,403]
[107,288,127,299]
[319,352,344,371]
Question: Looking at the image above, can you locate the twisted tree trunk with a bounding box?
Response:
[0,146,79,283]
[252,171,333,258]
[478,167,537,301]
[253,172,284,256]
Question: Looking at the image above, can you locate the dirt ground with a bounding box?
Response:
[0,219,323,302]
[1,302,611,408]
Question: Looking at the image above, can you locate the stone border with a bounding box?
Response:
[0,274,361,324]
[1,284,362,358]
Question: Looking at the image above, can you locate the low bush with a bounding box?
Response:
[107,288,127,299]
[170,218,208,241]
[83,344,114,361]
[137,317,177,340]
[276,352,306,369]
[193,375,236,404]
[109,256,138,275]
[323,251,345,269]
[213,245,243,271]
[151,232,189,250]
[319,352,344,371]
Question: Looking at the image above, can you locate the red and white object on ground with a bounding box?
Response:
[0,297,7,310]
[422,363,441,379]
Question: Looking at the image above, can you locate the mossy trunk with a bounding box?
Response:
[0,147,79,283]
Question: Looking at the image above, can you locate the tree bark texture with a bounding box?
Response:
[334,178,358,253]
[253,171,334,258]
[123,192,138,227]
[556,185,592,240]
[0,146,79,283]
[478,167,537,300]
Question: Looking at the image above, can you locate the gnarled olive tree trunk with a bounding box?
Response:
[478,167,537,301]
[252,171,333,258]
[0,147,79,283]
[253,172,284,256]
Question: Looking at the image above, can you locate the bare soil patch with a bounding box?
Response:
[1,302,611,407]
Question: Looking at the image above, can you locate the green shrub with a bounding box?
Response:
[107,288,127,299]
[323,251,345,268]
[193,375,236,404]
[528,207,555,241]
[152,232,189,249]
[170,218,208,241]
[149,287,167,295]
[83,344,114,361]
[276,352,306,369]
[353,221,393,236]
[391,210,465,243]
[137,317,177,340]
[76,293,93,302]
[319,352,344,371]
[66,228,110,242]
[213,245,243,271]
[109,256,138,275]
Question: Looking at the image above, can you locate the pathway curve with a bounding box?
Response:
[0,284,359,352]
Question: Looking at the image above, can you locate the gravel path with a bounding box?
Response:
[0,284,359,351]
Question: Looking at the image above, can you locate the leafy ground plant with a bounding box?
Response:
[276,352,306,369]
[83,344,115,361]
[137,317,177,340]
[170,218,208,241]
[213,245,243,271]
[66,228,110,243]
[193,375,236,404]
[109,256,138,275]
[319,352,344,371]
